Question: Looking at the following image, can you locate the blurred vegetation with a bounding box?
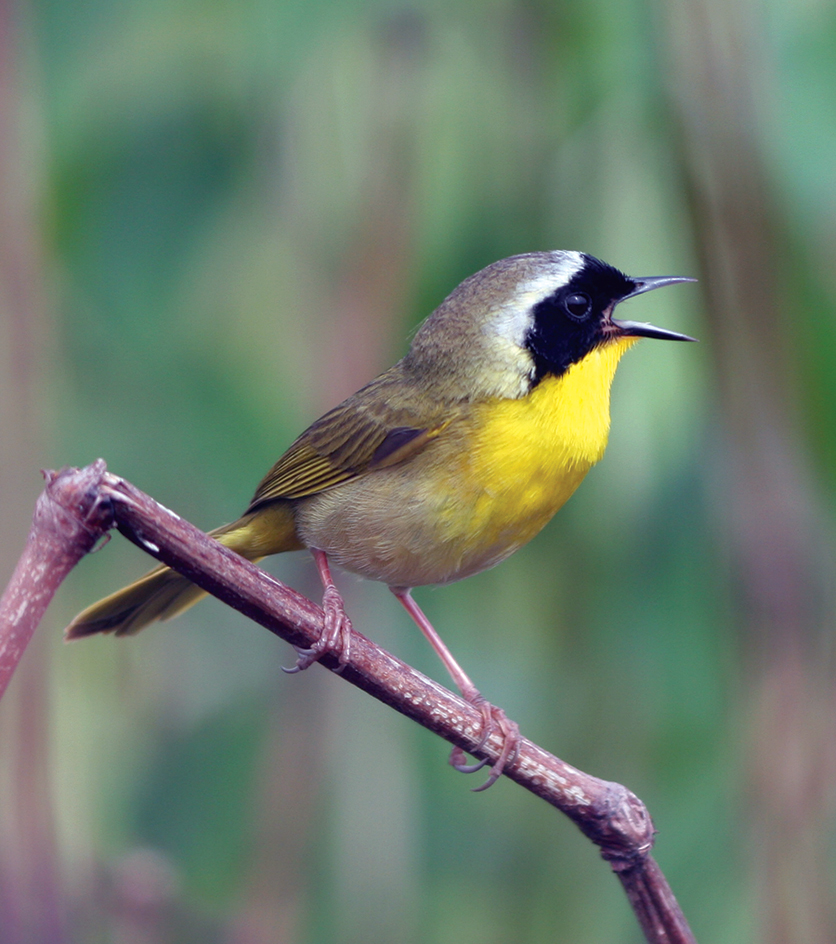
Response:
[1,0,835,941]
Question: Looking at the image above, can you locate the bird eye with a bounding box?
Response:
[564,293,592,320]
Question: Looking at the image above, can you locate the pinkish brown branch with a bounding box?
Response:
[0,460,697,944]
[0,461,111,699]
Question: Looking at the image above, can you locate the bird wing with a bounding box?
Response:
[246,371,454,508]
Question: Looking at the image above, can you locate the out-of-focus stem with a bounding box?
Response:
[661,0,836,939]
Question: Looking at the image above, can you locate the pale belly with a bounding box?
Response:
[293,453,591,588]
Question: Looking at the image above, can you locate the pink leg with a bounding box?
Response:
[282,548,352,673]
[391,588,520,790]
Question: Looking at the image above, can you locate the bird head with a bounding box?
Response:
[407,251,695,399]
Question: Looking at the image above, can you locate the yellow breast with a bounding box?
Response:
[442,337,637,561]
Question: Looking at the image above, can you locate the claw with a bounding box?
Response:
[449,748,490,774]
[280,645,319,674]
[471,709,520,792]
[452,700,521,791]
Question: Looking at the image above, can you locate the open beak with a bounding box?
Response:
[612,275,698,342]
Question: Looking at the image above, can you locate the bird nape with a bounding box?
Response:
[67,250,696,789]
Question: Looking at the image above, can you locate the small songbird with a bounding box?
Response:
[67,251,695,787]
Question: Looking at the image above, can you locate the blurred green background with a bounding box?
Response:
[1,0,835,941]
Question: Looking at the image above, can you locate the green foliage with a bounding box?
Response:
[8,0,834,940]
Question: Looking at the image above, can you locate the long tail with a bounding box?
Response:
[65,503,302,639]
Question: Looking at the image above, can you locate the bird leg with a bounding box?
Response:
[391,588,520,790]
[282,548,352,673]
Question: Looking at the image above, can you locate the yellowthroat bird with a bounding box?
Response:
[67,251,695,786]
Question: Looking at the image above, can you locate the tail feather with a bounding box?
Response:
[65,565,209,638]
[66,503,302,640]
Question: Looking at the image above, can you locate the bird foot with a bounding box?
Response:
[449,696,521,791]
[282,584,353,674]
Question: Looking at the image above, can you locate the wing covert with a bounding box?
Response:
[246,370,455,510]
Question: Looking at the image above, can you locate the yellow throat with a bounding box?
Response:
[460,336,638,555]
